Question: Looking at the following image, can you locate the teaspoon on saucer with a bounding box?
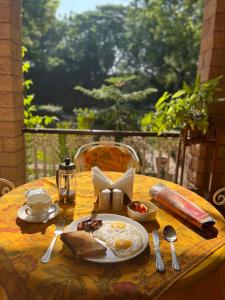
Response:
[163,225,181,271]
[42,205,57,223]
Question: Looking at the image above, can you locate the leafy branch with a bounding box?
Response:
[75,75,157,131]
[22,47,56,128]
[142,75,222,135]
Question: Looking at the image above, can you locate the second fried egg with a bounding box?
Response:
[93,221,143,257]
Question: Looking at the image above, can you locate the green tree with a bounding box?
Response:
[22,0,61,67]
[22,0,66,112]
[58,5,127,86]
[23,47,55,128]
[76,76,157,130]
[22,0,203,118]
[123,0,203,91]
[22,4,128,112]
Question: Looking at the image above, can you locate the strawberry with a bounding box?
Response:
[139,204,148,213]
[133,202,148,213]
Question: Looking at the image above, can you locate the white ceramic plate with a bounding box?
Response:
[17,203,59,223]
[66,214,149,263]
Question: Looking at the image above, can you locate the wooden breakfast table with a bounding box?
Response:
[0,171,225,300]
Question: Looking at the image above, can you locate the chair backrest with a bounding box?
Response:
[213,187,225,206]
[0,178,15,197]
[74,141,140,172]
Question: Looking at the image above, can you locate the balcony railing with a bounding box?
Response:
[22,128,180,182]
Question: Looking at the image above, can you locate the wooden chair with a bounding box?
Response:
[0,178,15,197]
[74,141,140,172]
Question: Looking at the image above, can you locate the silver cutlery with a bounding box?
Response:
[152,230,165,272]
[42,205,57,224]
[42,211,51,224]
[163,225,181,271]
[41,219,65,263]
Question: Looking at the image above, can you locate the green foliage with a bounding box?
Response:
[76,83,156,103]
[23,47,56,128]
[74,108,96,129]
[75,75,157,130]
[22,4,128,111]
[142,76,222,134]
[60,5,127,78]
[126,0,203,90]
[23,46,57,178]
[22,1,203,118]
[22,0,61,67]
[56,122,71,161]
[56,122,76,162]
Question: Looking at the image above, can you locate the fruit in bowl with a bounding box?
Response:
[127,200,157,222]
[132,202,149,213]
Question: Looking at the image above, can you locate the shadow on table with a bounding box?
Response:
[16,216,60,234]
[16,217,53,234]
[55,200,75,225]
[16,201,76,235]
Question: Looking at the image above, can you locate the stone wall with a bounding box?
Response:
[0,0,25,186]
[187,0,225,198]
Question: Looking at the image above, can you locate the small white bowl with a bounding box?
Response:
[127,201,157,222]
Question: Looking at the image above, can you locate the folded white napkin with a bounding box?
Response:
[91,166,134,199]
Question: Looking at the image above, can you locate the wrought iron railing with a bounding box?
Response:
[22,128,180,182]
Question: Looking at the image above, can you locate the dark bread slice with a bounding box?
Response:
[60,230,107,258]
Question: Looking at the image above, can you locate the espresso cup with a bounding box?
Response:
[26,194,52,217]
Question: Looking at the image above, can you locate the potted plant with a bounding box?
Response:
[141,75,222,183]
[142,75,222,140]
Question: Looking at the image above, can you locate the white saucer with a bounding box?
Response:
[17,203,59,223]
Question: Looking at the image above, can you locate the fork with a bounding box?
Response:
[41,219,65,263]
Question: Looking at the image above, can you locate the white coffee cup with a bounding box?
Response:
[26,194,52,217]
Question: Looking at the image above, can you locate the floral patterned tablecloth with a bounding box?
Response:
[0,172,225,300]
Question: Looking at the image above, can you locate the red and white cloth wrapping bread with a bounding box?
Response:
[149,183,215,229]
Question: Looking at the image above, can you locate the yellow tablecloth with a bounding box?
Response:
[0,172,225,300]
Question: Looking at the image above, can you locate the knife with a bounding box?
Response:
[152,230,165,272]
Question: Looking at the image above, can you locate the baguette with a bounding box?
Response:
[61,230,107,258]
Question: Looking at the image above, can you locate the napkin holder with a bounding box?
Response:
[93,191,132,213]
[92,166,134,211]
[95,191,131,206]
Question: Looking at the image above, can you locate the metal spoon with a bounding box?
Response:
[42,205,57,224]
[163,225,181,271]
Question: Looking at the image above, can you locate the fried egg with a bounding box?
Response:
[93,221,143,257]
